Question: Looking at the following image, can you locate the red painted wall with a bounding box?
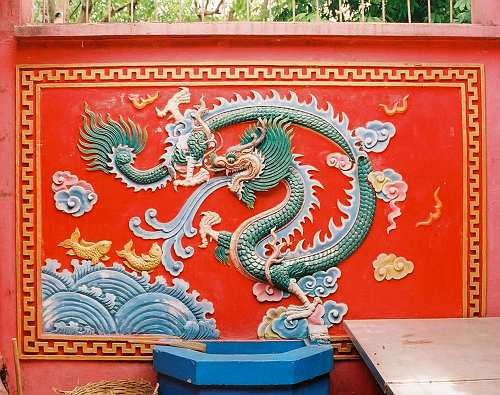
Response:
[2,2,500,394]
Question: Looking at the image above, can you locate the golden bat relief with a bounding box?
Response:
[416,187,443,227]
[128,91,160,110]
[379,94,410,116]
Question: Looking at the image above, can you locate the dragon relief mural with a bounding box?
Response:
[15,64,485,360]
[43,87,409,341]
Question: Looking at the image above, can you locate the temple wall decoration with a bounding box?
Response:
[16,63,485,359]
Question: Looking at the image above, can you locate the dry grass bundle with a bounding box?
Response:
[53,379,158,395]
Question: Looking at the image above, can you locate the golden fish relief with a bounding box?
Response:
[58,227,111,264]
[116,240,163,273]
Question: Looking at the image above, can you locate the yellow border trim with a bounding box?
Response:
[16,63,486,359]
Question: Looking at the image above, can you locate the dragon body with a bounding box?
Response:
[79,89,377,318]
[220,157,375,289]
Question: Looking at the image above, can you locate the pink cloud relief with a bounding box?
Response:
[382,180,407,202]
[382,181,408,234]
[52,171,94,192]
[326,152,353,171]
[252,282,285,302]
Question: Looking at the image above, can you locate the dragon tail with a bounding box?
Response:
[78,105,147,173]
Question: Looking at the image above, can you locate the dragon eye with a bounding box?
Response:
[226,152,236,163]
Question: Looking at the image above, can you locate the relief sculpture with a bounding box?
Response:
[73,88,406,340]
[17,63,484,358]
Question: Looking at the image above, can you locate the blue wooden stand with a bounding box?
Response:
[153,340,333,395]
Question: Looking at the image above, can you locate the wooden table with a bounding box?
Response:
[344,318,500,395]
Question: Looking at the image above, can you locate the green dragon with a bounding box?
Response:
[79,88,377,320]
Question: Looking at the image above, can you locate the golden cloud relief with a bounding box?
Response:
[373,253,414,281]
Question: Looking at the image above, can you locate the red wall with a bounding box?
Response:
[2,2,500,394]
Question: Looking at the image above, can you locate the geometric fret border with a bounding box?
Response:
[16,63,486,359]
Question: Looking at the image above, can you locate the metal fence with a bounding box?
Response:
[33,0,471,24]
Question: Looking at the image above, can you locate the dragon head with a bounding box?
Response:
[211,124,266,194]
[211,118,293,208]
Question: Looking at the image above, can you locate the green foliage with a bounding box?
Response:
[453,0,471,23]
[272,0,471,23]
[33,0,470,24]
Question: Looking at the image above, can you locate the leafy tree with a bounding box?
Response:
[34,0,470,24]
[272,0,471,23]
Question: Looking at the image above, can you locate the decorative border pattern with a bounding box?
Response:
[331,335,360,360]
[16,63,486,359]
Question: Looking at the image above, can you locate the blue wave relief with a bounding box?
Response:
[42,258,219,339]
[271,301,348,339]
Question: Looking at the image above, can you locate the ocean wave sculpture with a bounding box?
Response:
[42,258,219,339]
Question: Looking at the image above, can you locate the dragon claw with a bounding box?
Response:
[198,211,222,248]
[284,279,323,320]
[284,297,321,321]
[173,168,210,191]
[263,228,292,286]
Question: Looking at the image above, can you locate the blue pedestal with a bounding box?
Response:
[153,340,333,395]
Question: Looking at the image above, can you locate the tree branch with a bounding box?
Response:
[69,1,81,20]
[197,0,225,19]
[101,0,142,22]
[77,0,92,23]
